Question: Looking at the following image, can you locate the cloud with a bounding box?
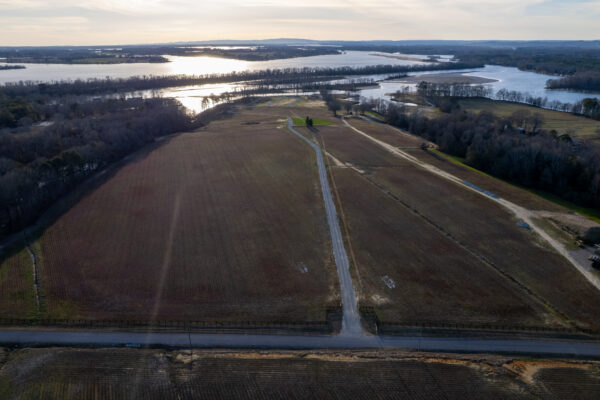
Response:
[0,0,598,45]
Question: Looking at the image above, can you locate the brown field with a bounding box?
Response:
[331,168,557,327]
[313,125,406,168]
[2,347,598,399]
[412,149,567,212]
[349,121,564,209]
[346,120,570,212]
[316,117,600,330]
[0,248,36,318]
[370,165,600,329]
[347,118,430,149]
[3,96,600,333]
[2,105,339,322]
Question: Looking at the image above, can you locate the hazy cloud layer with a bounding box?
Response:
[0,0,598,45]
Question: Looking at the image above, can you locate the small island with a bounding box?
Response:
[0,64,26,70]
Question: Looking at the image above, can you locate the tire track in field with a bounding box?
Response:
[23,235,41,312]
[286,117,363,336]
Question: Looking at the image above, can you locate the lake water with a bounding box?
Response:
[0,51,422,84]
[1,51,598,112]
[360,65,597,106]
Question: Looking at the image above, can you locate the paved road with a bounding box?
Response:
[286,117,363,336]
[2,329,600,357]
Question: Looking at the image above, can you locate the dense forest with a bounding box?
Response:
[0,45,340,63]
[0,47,168,64]
[340,43,600,75]
[178,46,341,61]
[377,102,600,210]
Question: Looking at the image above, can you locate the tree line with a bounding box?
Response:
[547,72,600,92]
[380,104,600,210]
[0,97,197,237]
[0,61,483,97]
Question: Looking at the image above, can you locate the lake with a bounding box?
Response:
[2,51,598,112]
[360,65,597,106]
[0,51,423,84]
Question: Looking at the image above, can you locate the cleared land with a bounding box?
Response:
[348,118,570,213]
[0,248,36,318]
[0,105,338,322]
[1,347,599,399]
[315,116,600,331]
[371,165,600,329]
[457,98,600,139]
[306,125,405,169]
[3,96,600,334]
[331,168,557,327]
[347,118,430,149]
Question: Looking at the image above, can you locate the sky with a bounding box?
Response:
[0,0,599,46]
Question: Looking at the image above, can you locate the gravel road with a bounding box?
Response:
[287,117,362,336]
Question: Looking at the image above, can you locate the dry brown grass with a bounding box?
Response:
[8,105,338,322]
[322,118,600,330]
[331,167,559,327]
[0,248,36,318]
[369,162,600,330]
[347,118,430,149]
[409,148,567,212]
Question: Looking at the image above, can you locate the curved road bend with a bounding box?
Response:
[1,330,600,357]
[286,117,363,336]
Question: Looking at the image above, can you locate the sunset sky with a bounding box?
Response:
[1,0,599,46]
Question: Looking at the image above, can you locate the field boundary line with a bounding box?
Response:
[342,118,600,293]
[22,235,40,312]
[356,172,576,329]
[286,117,363,336]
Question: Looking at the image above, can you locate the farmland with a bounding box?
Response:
[370,164,600,330]
[354,117,600,220]
[1,96,600,334]
[308,115,600,331]
[0,248,36,318]
[456,98,600,140]
[331,168,558,327]
[1,347,598,399]
[0,104,338,323]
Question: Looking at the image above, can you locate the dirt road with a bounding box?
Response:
[286,117,363,336]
